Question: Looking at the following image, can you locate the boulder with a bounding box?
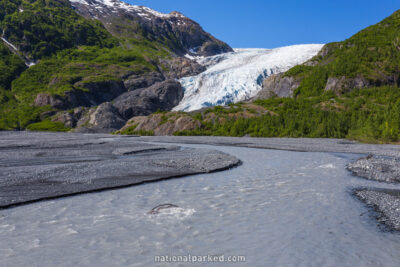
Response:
[75,102,126,133]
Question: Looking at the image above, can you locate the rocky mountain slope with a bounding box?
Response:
[69,0,232,57]
[0,0,232,132]
[255,9,400,99]
[119,10,400,143]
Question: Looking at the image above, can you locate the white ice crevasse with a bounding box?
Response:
[174,44,324,112]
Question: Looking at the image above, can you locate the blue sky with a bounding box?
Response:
[129,0,399,48]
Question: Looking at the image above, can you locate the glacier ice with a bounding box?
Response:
[174,44,324,112]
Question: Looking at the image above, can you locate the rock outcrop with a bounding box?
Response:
[34,80,127,109]
[113,80,184,120]
[70,0,233,57]
[123,72,165,92]
[74,102,126,133]
[119,113,202,135]
[253,74,301,99]
[324,75,400,94]
[161,57,205,79]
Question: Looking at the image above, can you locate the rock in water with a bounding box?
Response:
[148,204,179,215]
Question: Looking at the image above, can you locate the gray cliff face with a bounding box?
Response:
[69,0,233,57]
[253,74,301,100]
[68,80,184,132]
[75,102,126,133]
[114,80,184,120]
[324,75,400,94]
[34,80,127,109]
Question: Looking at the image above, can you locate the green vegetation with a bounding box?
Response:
[287,10,400,97]
[175,87,400,143]
[1,0,400,146]
[26,120,71,132]
[0,42,26,90]
[12,43,165,102]
[173,9,400,143]
[0,0,117,59]
[0,0,173,131]
[118,125,155,136]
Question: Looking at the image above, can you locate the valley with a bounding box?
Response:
[1,1,400,266]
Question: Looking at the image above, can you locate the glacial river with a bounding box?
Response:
[1,144,400,266]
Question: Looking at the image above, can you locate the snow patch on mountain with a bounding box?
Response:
[70,0,184,19]
[173,44,324,112]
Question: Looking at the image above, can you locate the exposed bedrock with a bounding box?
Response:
[0,131,240,209]
[34,80,127,109]
[253,73,301,99]
[50,80,184,133]
[113,79,184,120]
[74,102,126,133]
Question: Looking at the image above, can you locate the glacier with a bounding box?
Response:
[174,44,324,112]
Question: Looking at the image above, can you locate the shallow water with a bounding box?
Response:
[1,144,400,266]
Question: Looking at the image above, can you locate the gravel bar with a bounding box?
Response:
[0,132,240,209]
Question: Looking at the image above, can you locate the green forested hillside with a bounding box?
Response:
[0,0,173,130]
[287,10,400,97]
[121,10,400,143]
[0,0,117,59]
[0,42,26,90]
[171,87,400,142]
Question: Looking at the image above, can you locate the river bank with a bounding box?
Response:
[2,132,400,232]
[138,135,400,231]
[0,132,240,209]
[2,138,400,266]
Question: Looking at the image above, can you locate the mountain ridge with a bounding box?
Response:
[255,9,400,98]
[0,0,232,132]
[69,0,233,57]
[118,9,400,143]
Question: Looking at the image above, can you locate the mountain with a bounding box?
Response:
[255,10,400,98]
[174,45,323,112]
[0,0,232,132]
[119,10,400,143]
[69,0,233,56]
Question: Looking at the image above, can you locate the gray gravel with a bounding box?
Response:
[354,188,400,231]
[347,155,400,183]
[0,132,240,209]
[4,132,400,231]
